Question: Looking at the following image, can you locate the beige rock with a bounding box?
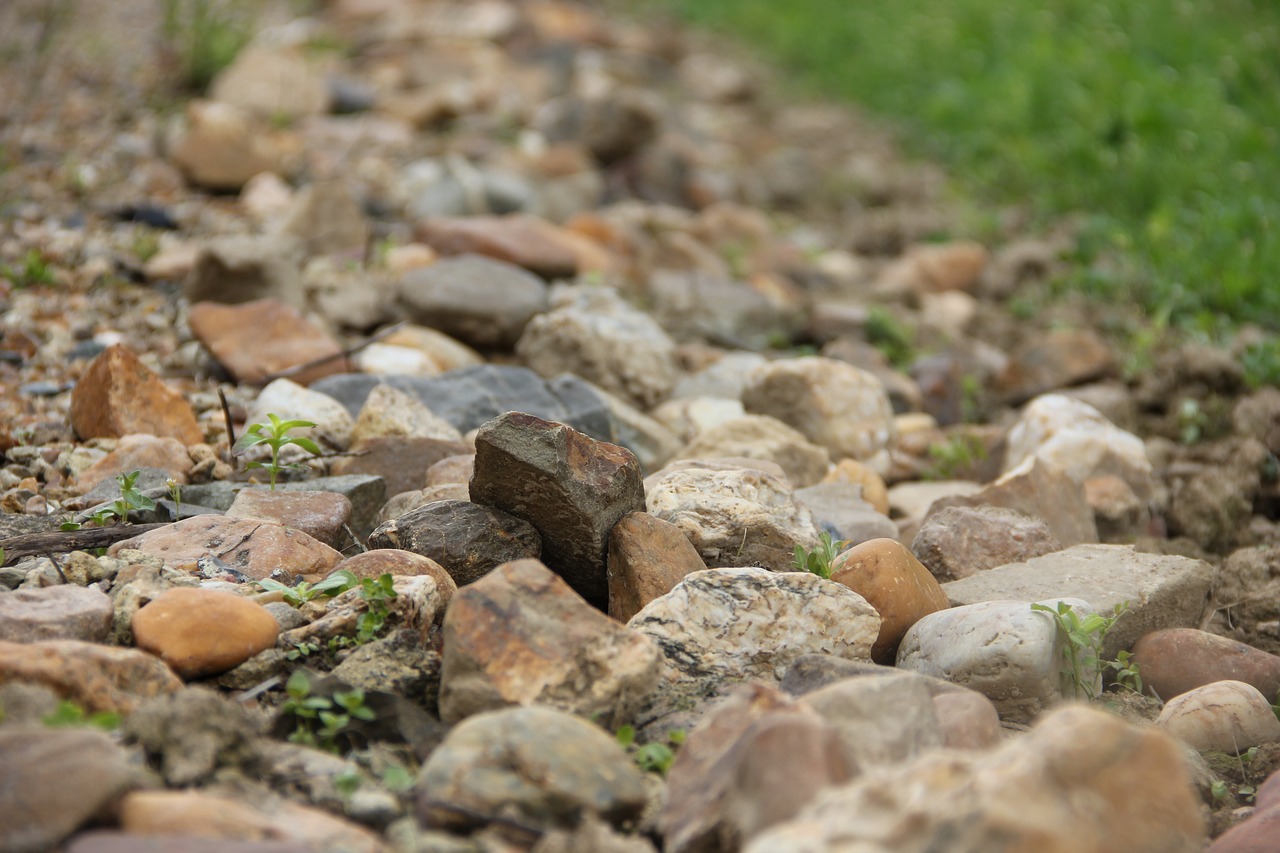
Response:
[245,377,354,451]
[74,434,190,493]
[799,670,944,767]
[226,488,353,549]
[823,458,890,515]
[831,538,951,663]
[381,324,484,373]
[275,180,367,259]
[0,586,114,644]
[132,587,280,679]
[649,396,747,444]
[210,47,329,120]
[169,100,285,192]
[188,299,346,387]
[0,639,182,713]
[607,511,706,623]
[425,454,474,486]
[333,435,471,498]
[350,383,463,445]
[1157,680,1280,754]
[69,345,203,445]
[673,414,831,488]
[998,328,1116,404]
[932,689,1003,750]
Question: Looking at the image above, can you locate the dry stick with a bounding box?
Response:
[45,551,68,584]
[218,387,237,455]
[251,322,406,387]
[0,523,170,565]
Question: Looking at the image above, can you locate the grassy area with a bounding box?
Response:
[660,0,1280,333]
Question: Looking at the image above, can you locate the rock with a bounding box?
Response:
[830,538,951,663]
[794,482,900,546]
[379,324,485,374]
[398,254,548,349]
[132,587,280,679]
[927,457,1099,547]
[169,100,284,191]
[0,585,113,643]
[1085,474,1151,541]
[896,598,1089,723]
[876,240,990,297]
[368,499,541,587]
[932,689,1004,750]
[226,488,352,549]
[997,328,1116,404]
[671,352,769,400]
[1157,680,1280,753]
[0,639,182,713]
[0,728,132,853]
[65,833,314,853]
[1211,774,1280,851]
[182,476,385,539]
[425,454,475,486]
[912,505,1063,582]
[1233,387,1280,455]
[661,684,853,853]
[742,357,895,469]
[245,377,354,451]
[69,344,203,444]
[332,436,471,498]
[210,46,329,120]
[333,550,455,598]
[586,381,684,473]
[470,412,645,607]
[607,511,706,623]
[941,544,1216,659]
[533,817,660,853]
[650,396,747,444]
[886,480,983,541]
[516,284,678,409]
[534,91,660,165]
[329,628,444,700]
[122,686,260,786]
[1004,393,1154,502]
[418,706,648,831]
[1133,628,1280,703]
[672,414,831,488]
[800,669,945,767]
[629,567,880,687]
[275,180,367,259]
[1165,439,1266,554]
[281,573,449,650]
[746,705,1207,853]
[188,299,346,386]
[649,270,806,352]
[644,460,821,571]
[74,436,191,493]
[108,515,344,580]
[183,235,304,308]
[416,214,582,279]
[438,559,660,725]
[350,383,463,445]
[822,457,890,515]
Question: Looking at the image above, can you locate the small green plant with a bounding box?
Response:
[256,568,359,607]
[354,574,398,644]
[1176,398,1208,445]
[286,641,320,661]
[864,306,915,369]
[1031,601,1129,700]
[1,249,57,288]
[1242,339,1280,389]
[1104,650,1144,695]
[922,434,987,480]
[792,531,847,580]
[43,700,121,731]
[132,230,162,264]
[616,725,685,775]
[334,767,363,798]
[86,470,157,527]
[160,0,255,93]
[233,414,322,489]
[281,670,376,754]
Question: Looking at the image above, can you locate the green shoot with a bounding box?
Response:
[233,413,321,489]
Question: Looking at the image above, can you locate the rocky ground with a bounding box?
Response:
[3,1,1280,852]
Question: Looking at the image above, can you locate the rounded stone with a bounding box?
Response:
[831,538,950,663]
[0,585,114,643]
[1156,680,1280,754]
[1133,628,1280,703]
[131,588,280,679]
[822,458,890,516]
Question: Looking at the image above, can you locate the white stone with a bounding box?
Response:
[649,396,747,444]
[351,383,463,444]
[1157,680,1280,754]
[672,414,831,488]
[246,378,355,451]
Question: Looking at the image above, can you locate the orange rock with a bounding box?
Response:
[74,434,191,493]
[607,511,706,622]
[823,458,890,516]
[188,299,347,386]
[132,587,280,679]
[69,345,202,445]
[0,639,183,713]
[416,214,579,279]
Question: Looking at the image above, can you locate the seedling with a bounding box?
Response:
[922,434,987,480]
[354,574,397,644]
[43,700,121,731]
[233,413,321,489]
[281,670,375,754]
[1,249,57,288]
[792,531,847,580]
[616,725,685,775]
[84,470,157,527]
[256,569,359,607]
[1105,650,1144,695]
[1031,601,1129,700]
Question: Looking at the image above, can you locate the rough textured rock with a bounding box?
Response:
[746,705,1207,853]
[0,639,182,713]
[470,412,645,607]
[997,328,1116,404]
[368,499,542,587]
[607,511,707,623]
[1133,628,1280,703]
[672,414,831,488]
[183,234,304,307]
[1157,680,1280,753]
[644,460,821,571]
[795,482,899,545]
[822,457,891,515]
[438,559,661,725]
[798,670,944,767]
[122,686,261,786]
[188,299,346,387]
[226,488,353,549]
[132,587,280,679]
[0,585,114,643]
[350,383,463,445]
[169,100,285,191]
[830,538,951,663]
[628,567,880,687]
[942,544,1216,659]
[417,706,649,831]
[69,344,203,444]
[332,435,471,498]
[912,504,1063,582]
[398,253,548,349]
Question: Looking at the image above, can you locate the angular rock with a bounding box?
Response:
[830,538,951,663]
[275,180,367,259]
[1157,680,1280,754]
[418,706,648,831]
[398,254,548,349]
[416,214,581,279]
[673,414,831,488]
[183,235,304,308]
[438,559,661,724]
[69,345,202,444]
[0,639,182,713]
[607,511,706,623]
[350,383,463,445]
[188,299,346,386]
[183,476,385,539]
[0,585,114,643]
[74,436,191,493]
[169,100,285,191]
[942,544,1216,659]
[822,457,890,515]
[1133,628,1280,704]
[1085,473,1151,541]
[332,435,470,498]
[210,46,329,121]
[912,504,1063,582]
[226,488,352,549]
[132,587,280,679]
[998,328,1116,404]
[799,670,944,767]
[887,479,984,541]
[245,377,354,451]
[470,412,645,607]
[368,499,541,587]
[644,460,820,571]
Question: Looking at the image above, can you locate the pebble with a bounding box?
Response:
[672,414,831,488]
[607,510,708,623]
[0,585,114,643]
[68,344,203,445]
[132,587,280,679]
[1133,628,1280,703]
[0,639,183,713]
[188,298,347,386]
[1156,680,1280,754]
[398,253,549,349]
[912,504,1063,582]
[275,179,368,259]
[209,46,330,121]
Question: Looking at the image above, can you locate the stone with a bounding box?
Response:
[188,299,346,386]
[746,705,1207,853]
[332,436,471,498]
[877,240,990,296]
[182,476,385,539]
[927,457,1099,547]
[533,91,660,165]
[425,454,474,486]
[912,504,1063,582]
[0,585,113,643]
[1133,628,1280,704]
[1233,387,1280,455]
[794,482,900,546]
[830,538,951,663]
[210,46,329,120]
[418,706,648,832]
[802,670,944,767]
[822,457,890,515]
[1085,474,1151,541]
[275,180,367,259]
[997,328,1116,404]
[73,436,191,493]
[0,640,183,713]
[941,544,1216,660]
[416,214,581,279]
[281,573,449,649]
[470,412,645,607]
[438,559,660,725]
[649,396,747,444]
[132,587,280,679]
[1211,773,1280,851]
[381,324,485,373]
[350,383,463,445]
[644,460,821,571]
[672,414,831,488]
[333,550,455,599]
[69,344,202,444]
[226,488,352,549]
[108,515,344,580]
[245,377,354,451]
[585,381,683,473]
[932,689,1004,750]
[398,254,548,349]
[0,728,132,853]
[368,499,542,587]
[328,628,443,700]
[1004,393,1155,502]
[169,100,284,191]
[629,567,880,687]
[1157,680,1280,754]
[607,511,706,623]
[660,684,853,853]
[742,356,896,468]
[671,352,768,400]
[183,235,304,308]
[649,271,806,352]
[886,480,983,540]
[65,834,313,853]
[122,687,260,786]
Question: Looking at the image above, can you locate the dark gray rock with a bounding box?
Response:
[398,254,548,349]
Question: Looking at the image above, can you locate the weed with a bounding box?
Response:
[1105,650,1144,695]
[159,0,254,93]
[233,414,322,489]
[286,641,321,661]
[1242,339,1280,389]
[334,767,363,798]
[922,433,987,480]
[1030,600,1130,700]
[2,249,57,288]
[616,725,685,775]
[83,470,156,527]
[43,700,121,731]
[281,670,376,754]
[256,568,358,607]
[792,531,847,580]
[132,230,162,264]
[354,574,397,644]
[1176,398,1208,445]
[864,307,915,369]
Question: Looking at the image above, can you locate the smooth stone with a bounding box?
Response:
[795,481,900,545]
[1157,680,1280,754]
[132,587,280,679]
[380,324,484,374]
[416,214,581,279]
[606,511,707,623]
[932,689,1004,750]
[69,344,202,444]
[0,585,114,643]
[0,639,183,713]
[188,299,346,387]
[332,435,470,498]
[169,100,285,191]
[398,253,548,349]
[672,414,831,488]
[333,550,455,603]
[912,504,1063,582]
[245,377,354,451]
[226,488,353,549]
[1133,628,1280,703]
[425,454,474,486]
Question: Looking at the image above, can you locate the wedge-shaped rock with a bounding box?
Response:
[69,345,202,445]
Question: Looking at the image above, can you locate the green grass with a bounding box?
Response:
[659,0,1280,331]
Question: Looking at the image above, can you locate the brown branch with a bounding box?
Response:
[0,522,170,565]
[251,322,406,387]
[219,387,237,454]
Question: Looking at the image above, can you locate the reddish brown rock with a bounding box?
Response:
[998,328,1116,405]
[107,515,343,580]
[226,488,353,549]
[831,538,951,663]
[912,505,1063,582]
[188,299,347,386]
[330,435,470,498]
[0,585,114,643]
[73,434,191,493]
[0,639,182,713]
[607,511,706,623]
[332,550,456,608]
[932,690,1003,750]
[69,345,202,445]
[1132,628,1280,703]
[132,587,280,679]
[416,214,580,279]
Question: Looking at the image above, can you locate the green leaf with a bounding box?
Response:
[616,724,636,747]
[285,669,312,700]
[233,432,269,452]
[287,436,323,455]
[313,569,358,596]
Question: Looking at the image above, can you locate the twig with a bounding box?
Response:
[251,322,406,387]
[219,387,237,455]
[46,552,67,584]
[0,523,170,564]
[344,523,367,554]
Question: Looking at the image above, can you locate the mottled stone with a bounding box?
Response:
[350,383,463,445]
[673,414,831,488]
[188,299,346,386]
[332,435,471,498]
[69,345,202,444]
[1157,680,1280,753]
[132,587,280,679]
[607,511,706,623]
[0,585,114,643]
[333,550,455,604]
[1133,628,1280,703]
[226,488,353,549]
[0,639,182,713]
[912,504,1063,582]
[398,254,548,349]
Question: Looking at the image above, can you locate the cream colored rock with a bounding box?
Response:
[246,377,355,451]
[209,47,330,120]
[169,100,285,191]
[351,383,463,445]
[672,414,831,488]
[1157,680,1280,754]
[650,395,747,444]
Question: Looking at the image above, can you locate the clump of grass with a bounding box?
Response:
[1,249,57,288]
[159,0,255,93]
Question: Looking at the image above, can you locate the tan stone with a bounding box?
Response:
[74,434,191,493]
[69,345,202,445]
[0,586,114,644]
[226,488,353,549]
[831,538,950,663]
[381,324,485,373]
[607,511,706,623]
[822,458,890,515]
[350,383,463,445]
[209,47,329,121]
[169,100,285,192]
[416,214,579,279]
[132,587,280,679]
[425,454,475,486]
[188,299,346,386]
[334,550,456,608]
[0,640,182,713]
